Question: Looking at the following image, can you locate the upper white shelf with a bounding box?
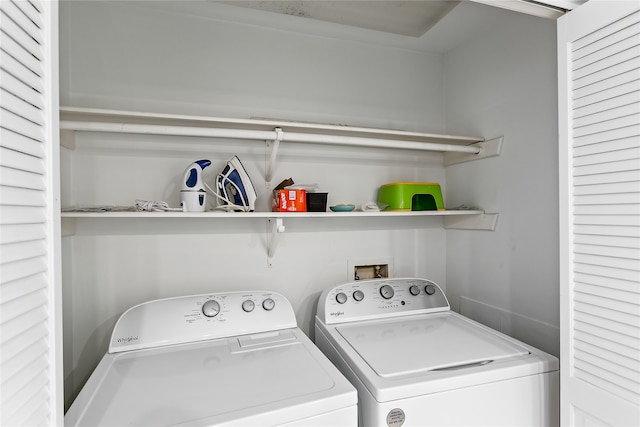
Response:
[59,106,487,155]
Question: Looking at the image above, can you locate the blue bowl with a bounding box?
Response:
[330,204,355,212]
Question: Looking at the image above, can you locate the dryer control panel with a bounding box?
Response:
[316,278,450,325]
[109,291,296,353]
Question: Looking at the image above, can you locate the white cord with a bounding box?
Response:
[135,199,183,212]
[135,167,254,213]
[205,176,251,212]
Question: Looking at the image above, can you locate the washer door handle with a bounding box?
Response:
[431,359,495,372]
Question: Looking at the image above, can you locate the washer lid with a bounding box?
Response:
[336,312,530,378]
[67,329,354,426]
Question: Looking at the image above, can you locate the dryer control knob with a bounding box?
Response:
[242,299,255,312]
[425,284,436,295]
[262,298,276,311]
[380,285,394,299]
[409,285,420,296]
[202,299,221,317]
[336,292,348,304]
[353,290,364,302]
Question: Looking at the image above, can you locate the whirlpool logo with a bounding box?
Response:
[330,311,344,317]
[116,335,139,344]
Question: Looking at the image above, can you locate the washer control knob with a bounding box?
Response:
[202,299,221,317]
[353,290,365,302]
[425,284,436,295]
[336,292,348,304]
[262,298,276,311]
[242,299,255,312]
[380,285,394,299]
[409,285,421,296]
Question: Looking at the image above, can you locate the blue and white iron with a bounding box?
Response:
[215,156,257,212]
[180,159,211,212]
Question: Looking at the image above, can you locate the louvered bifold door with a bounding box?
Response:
[0,0,62,426]
[558,2,640,426]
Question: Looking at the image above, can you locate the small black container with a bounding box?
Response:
[306,192,328,212]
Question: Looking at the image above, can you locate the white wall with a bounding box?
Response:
[443,12,560,356]
[59,0,560,411]
[59,0,450,409]
[59,0,446,132]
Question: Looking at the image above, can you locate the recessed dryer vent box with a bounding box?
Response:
[349,258,393,281]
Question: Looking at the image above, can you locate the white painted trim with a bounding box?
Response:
[469,0,567,19]
[557,9,573,427]
[43,0,64,423]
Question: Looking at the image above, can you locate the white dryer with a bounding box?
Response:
[315,278,559,427]
[66,291,357,426]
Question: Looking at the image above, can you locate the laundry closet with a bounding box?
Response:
[58,0,562,411]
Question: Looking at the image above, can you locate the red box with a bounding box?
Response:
[272,189,307,212]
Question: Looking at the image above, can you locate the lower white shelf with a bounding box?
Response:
[60,209,497,267]
[60,209,497,235]
[61,209,485,219]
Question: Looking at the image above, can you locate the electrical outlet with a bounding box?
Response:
[348,258,393,281]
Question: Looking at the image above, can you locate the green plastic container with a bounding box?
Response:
[377,182,444,211]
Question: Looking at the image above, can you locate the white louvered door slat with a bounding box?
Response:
[0,0,62,426]
[0,68,45,110]
[0,145,46,173]
[575,317,639,345]
[576,244,640,263]
[573,77,640,110]
[1,127,47,157]
[2,0,43,44]
[575,92,640,120]
[0,108,44,141]
[0,166,46,191]
[574,102,640,127]
[11,0,42,28]
[559,2,640,426]
[573,330,638,362]
[1,299,49,350]
[2,88,46,126]
[571,8,639,58]
[0,36,42,83]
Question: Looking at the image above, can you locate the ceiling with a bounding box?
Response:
[219,1,461,37]
[216,0,585,39]
[166,0,586,54]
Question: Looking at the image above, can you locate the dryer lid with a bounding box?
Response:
[66,329,354,426]
[336,312,530,378]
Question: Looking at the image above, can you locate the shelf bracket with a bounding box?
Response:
[443,213,498,231]
[443,136,503,166]
[267,217,285,267]
[61,217,77,237]
[265,127,284,185]
[60,129,76,150]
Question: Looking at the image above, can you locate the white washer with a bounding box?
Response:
[66,291,357,426]
[315,278,559,427]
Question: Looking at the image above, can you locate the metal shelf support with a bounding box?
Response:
[267,217,286,267]
[265,127,283,184]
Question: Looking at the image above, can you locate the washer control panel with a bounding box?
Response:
[109,291,296,353]
[317,278,450,324]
